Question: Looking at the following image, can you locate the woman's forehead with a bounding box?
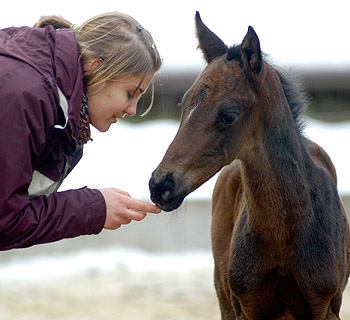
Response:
[113,72,154,85]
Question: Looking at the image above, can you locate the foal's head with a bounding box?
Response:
[149,12,303,211]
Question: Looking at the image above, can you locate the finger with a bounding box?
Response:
[115,188,131,197]
[111,223,122,230]
[117,217,132,225]
[126,210,147,222]
[125,198,161,214]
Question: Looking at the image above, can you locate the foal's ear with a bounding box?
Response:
[195,11,228,63]
[241,26,263,76]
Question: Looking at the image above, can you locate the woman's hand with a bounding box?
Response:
[99,188,161,230]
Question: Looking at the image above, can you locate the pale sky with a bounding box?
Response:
[1,0,349,69]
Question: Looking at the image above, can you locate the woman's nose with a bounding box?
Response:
[125,101,137,116]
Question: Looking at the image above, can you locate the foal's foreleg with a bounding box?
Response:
[212,162,243,320]
[214,267,237,319]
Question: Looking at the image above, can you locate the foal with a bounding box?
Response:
[150,12,350,319]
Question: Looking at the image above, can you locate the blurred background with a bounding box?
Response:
[0,0,349,319]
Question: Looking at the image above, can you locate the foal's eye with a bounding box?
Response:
[217,109,239,126]
[221,114,236,124]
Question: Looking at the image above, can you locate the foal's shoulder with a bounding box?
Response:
[218,160,242,183]
[303,137,337,184]
[214,160,243,196]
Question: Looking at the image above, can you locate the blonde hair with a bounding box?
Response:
[34,12,162,115]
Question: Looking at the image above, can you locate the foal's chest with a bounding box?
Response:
[228,210,341,317]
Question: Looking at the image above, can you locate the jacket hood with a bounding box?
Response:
[0,26,84,145]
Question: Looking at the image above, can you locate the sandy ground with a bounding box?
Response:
[0,273,220,320]
[5,275,219,320]
[0,255,220,320]
[1,275,350,320]
[0,249,350,320]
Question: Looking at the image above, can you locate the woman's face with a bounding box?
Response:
[87,72,155,132]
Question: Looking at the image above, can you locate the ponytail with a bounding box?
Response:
[34,15,72,30]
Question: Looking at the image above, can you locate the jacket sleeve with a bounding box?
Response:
[0,66,106,250]
[0,188,106,250]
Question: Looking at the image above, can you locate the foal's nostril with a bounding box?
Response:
[161,175,175,201]
[163,178,174,192]
[149,172,176,203]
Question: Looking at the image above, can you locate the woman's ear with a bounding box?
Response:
[84,59,101,75]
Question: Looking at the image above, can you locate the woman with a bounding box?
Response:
[0,12,162,250]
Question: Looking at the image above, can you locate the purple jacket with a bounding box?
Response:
[0,26,106,250]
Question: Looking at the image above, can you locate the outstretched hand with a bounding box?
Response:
[99,188,161,230]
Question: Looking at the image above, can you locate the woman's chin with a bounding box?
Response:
[90,123,110,133]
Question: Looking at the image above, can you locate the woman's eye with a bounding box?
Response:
[128,92,134,100]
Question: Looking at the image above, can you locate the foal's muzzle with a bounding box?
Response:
[149,171,189,212]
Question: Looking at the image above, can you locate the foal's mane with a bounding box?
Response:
[227,45,307,134]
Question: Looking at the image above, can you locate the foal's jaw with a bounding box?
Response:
[149,137,232,211]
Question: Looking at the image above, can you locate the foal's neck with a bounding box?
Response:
[240,86,312,235]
